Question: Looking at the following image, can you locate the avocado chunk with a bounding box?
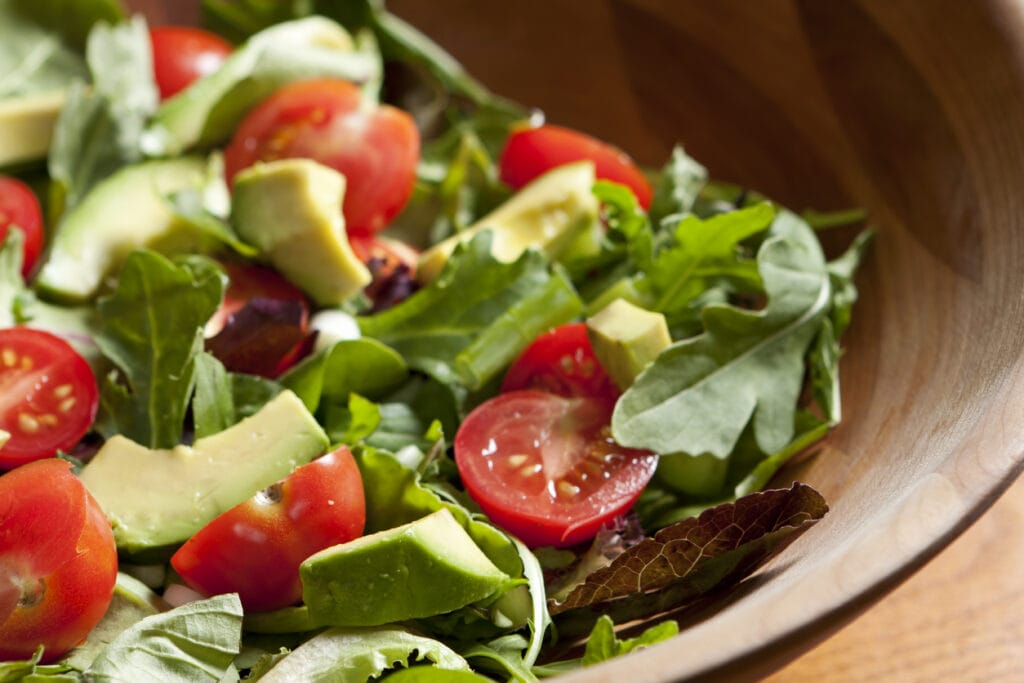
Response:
[35,157,209,302]
[0,91,65,168]
[80,390,329,555]
[587,298,672,390]
[417,161,599,283]
[231,159,371,306]
[301,509,515,627]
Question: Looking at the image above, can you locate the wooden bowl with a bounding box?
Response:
[141,0,1024,679]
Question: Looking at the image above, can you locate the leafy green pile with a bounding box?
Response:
[0,0,872,680]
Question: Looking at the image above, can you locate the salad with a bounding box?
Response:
[0,0,871,680]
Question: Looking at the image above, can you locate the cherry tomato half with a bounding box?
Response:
[455,390,657,548]
[171,446,366,612]
[224,79,420,234]
[499,124,653,209]
[0,459,118,662]
[149,26,232,100]
[0,177,44,278]
[501,322,620,410]
[0,328,99,469]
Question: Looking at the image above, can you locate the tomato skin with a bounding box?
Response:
[171,446,365,612]
[501,322,620,409]
[223,79,420,234]
[455,390,657,548]
[0,328,99,469]
[499,124,653,209]
[149,26,232,100]
[0,459,118,662]
[0,177,44,278]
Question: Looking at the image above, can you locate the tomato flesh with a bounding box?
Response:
[501,322,620,409]
[171,446,365,612]
[223,79,420,234]
[0,328,99,469]
[499,124,653,209]
[455,391,657,548]
[149,26,232,100]
[0,176,44,278]
[0,459,118,662]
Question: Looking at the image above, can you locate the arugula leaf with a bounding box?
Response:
[612,210,831,457]
[281,338,408,413]
[581,615,679,666]
[323,392,382,445]
[0,228,25,327]
[550,484,827,636]
[85,594,242,682]
[459,634,538,683]
[49,16,158,216]
[809,228,873,425]
[143,17,380,156]
[358,233,582,392]
[95,251,225,448]
[191,352,235,439]
[647,145,708,230]
[256,626,470,682]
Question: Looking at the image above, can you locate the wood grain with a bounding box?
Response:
[129,0,1024,679]
[768,472,1024,681]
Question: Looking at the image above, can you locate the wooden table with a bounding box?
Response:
[766,472,1024,681]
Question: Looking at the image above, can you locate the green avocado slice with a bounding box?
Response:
[301,508,517,626]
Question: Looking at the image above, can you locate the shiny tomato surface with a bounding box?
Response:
[0,328,98,469]
[0,177,43,277]
[0,459,117,662]
[223,79,420,234]
[150,26,232,100]
[499,124,653,209]
[171,446,366,611]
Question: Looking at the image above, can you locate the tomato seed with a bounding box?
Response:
[557,481,580,499]
[519,463,542,477]
[58,397,77,413]
[53,384,73,399]
[18,413,39,433]
[38,414,58,427]
[1,348,15,367]
[20,356,32,370]
[507,454,529,468]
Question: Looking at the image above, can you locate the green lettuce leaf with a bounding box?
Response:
[809,228,874,424]
[549,484,827,636]
[581,615,679,666]
[358,232,582,392]
[281,338,408,413]
[85,594,242,682]
[0,228,25,327]
[256,626,470,683]
[95,251,225,448]
[612,211,831,457]
[647,145,707,230]
[48,16,158,216]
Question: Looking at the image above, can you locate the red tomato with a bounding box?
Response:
[0,177,44,278]
[499,124,653,209]
[0,328,98,469]
[171,446,366,612]
[455,390,657,548]
[0,459,118,662]
[149,26,232,100]
[223,79,420,234]
[501,322,619,410]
